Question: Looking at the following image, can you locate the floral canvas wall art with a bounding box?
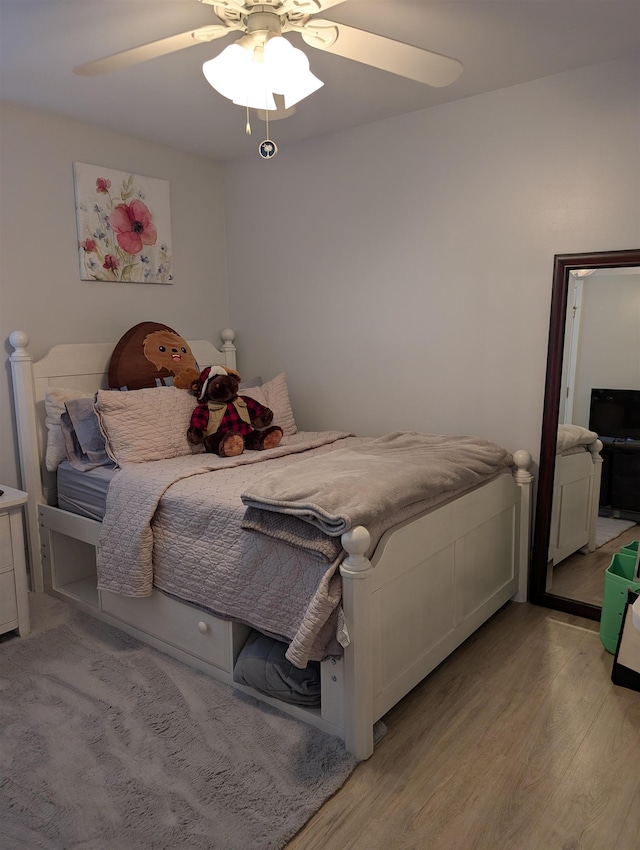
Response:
[74,163,173,283]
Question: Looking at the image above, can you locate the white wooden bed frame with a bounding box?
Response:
[9,329,533,760]
[548,439,603,567]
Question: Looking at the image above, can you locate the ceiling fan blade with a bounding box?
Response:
[200,0,348,11]
[73,25,233,76]
[200,0,246,11]
[301,20,463,88]
[283,0,348,11]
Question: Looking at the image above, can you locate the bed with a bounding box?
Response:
[548,424,603,567]
[9,328,533,760]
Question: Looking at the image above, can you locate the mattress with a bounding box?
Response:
[57,461,118,521]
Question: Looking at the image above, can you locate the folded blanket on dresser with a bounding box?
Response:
[556,424,598,454]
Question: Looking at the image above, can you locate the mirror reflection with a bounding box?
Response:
[545,266,640,606]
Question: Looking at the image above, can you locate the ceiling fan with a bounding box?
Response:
[73,0,464,98]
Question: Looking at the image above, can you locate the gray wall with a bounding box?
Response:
[224,57,640,464]
[1,103,228,488]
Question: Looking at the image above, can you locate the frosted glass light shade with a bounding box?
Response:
[202,44,251,101]
[264,36,323,108]
[203,36,322,111]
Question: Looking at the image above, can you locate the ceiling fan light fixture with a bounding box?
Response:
[202,42,253,101]
[232,52,278,111]
[278,69,323,109]
[203,33,322,111]
[264,36,324,108]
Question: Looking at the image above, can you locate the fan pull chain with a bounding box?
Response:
[258,108,278,160]
[245,107,252,136]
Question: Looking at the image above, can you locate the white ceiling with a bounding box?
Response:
[1,1,639,162]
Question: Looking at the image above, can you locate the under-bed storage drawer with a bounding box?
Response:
[101,589,238,672]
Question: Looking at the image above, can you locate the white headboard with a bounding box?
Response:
[9,328,236,591]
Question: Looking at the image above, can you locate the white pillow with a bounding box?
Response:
[241,373,297,436]
[95,386,199,465]
[44,388,94,472]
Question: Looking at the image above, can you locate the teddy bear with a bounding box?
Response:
[187,365,283,457]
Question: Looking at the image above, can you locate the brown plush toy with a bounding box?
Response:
[187,366,283,458]
[108,321,201,390]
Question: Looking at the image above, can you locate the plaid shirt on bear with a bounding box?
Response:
[191,395,271,437]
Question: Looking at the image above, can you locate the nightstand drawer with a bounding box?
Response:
[0,569,18,626]
[0,488,30,637]
[0,514,13,569]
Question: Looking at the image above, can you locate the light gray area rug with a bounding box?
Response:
[595,517,637,549]
[0,595,366,850]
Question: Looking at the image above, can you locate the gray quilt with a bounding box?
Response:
[97,431,511,668]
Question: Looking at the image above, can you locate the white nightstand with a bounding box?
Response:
[0,486,31,637]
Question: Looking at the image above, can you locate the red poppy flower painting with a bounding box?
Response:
[73,162,172,283]
[110,200,158,255]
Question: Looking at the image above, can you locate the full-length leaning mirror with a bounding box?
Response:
[530,249,640,620]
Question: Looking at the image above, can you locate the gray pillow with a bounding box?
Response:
[233,630,321,707]
[61,397,113,470]
[239,376,262,389]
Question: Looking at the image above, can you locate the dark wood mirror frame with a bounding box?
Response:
[529,248,640,620]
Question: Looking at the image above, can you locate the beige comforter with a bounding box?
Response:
[97,431,511,667]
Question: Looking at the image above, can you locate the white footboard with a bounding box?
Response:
[338,452,532,759]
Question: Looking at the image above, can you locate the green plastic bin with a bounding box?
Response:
[620,539,639,559]
[600,552,640,653]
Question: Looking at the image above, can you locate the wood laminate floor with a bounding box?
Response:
[551,525,638,606]
[287,601,640,850]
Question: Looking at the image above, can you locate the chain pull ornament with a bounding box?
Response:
[258,108,278,159]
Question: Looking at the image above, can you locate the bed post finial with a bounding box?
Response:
[589,438,604,459]
[341,526,371,570]
[220,328,236,370]
[9,330,30,357]
[512,449,532,482]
